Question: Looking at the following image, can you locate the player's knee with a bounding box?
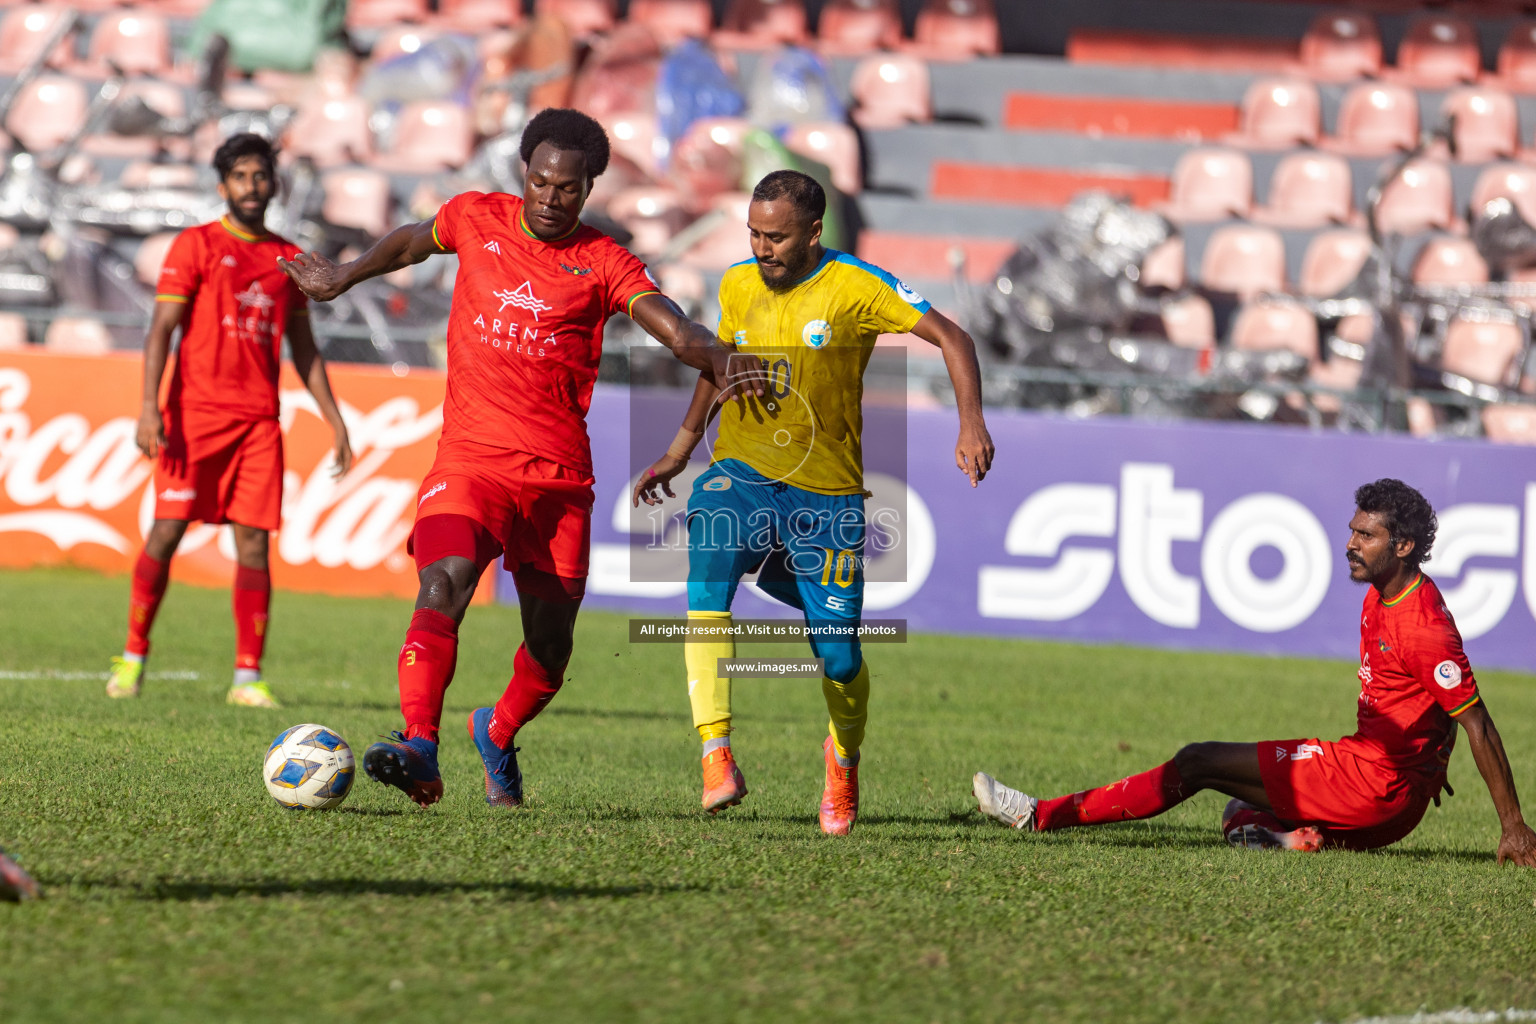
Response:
[144,519,188,560]
[232,527,268,568]
[820,643,862,685]
[525,633,572,676]
[416,560,475,620]
[1173,742,1219,783]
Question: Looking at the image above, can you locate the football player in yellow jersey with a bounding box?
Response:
[634,170,994,834]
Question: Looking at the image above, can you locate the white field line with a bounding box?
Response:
[0,669,202,681]
[1319,1011,1536,1024]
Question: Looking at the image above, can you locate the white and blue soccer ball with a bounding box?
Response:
[263,724,355,809]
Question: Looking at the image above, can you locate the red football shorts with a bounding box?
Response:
[154,412,283,530]
[1258,737,1441,851]
[409,441,594,599]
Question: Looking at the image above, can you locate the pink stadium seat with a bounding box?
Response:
[1139,237,1185,291]
[0,5,75,74]
[668,117,749,209]
[119,161,198,188]
[602,111,663,179]
[818,0,903,55]
[1252,151,1354,229]
[1230,299,1319,359]
[1470,162,1536,224]
[74,10,173,78]
[134,233,179,287]
[1442,317,1523,386]
[4,75,87,154]
[1374,159,1455,236]
[1438,87,1518,164]
[1299,229,1372,297]
[1228,78,1320,150]
[322,168,392,237]
[371,26,440,64]
[0,312,28,351]
[850,53,931,129]
[372,102,473,174]
[910,0,1000,59]
[535,0,617,38]
[1326,82,1419,157]
[150,0,213,17]
[1307,350,1362,406]
[1412,236,1489,286]
[285,96,374,168]
[716,0,808,48]
[43,318,113,355]
[1393,14,1480,88]
[80,79,188,159]
[1160,293,1215,348]
[628,0,713,47]
[436,0,523,32]
[678,191,753,270]
[1298,10,1381,82]
[347,0,430,30]
[1158,148,1252,223]
[1496,20,1536,94]
[784,121,861,195]
[1200,224,1285,300]
[1482,404,1536,444]
[605,186,686,256]
[1406,396,1438,438]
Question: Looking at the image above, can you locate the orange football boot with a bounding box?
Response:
[701,746,747,814]
[819,736,859,835]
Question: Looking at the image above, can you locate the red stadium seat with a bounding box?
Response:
[667,116,749,209]
[601,111,663,179]
[80,79,190,160]
[322,168,392,238]
[347,0,430,30]
[1138,236,1185,292]
[605,186,686,257]
[1158,148,1252,223]
[0,5,75,74]
[1442,316,1523,386]
[43,318,113,355]
[0,312,28,351]
[372,102,473,174]
[1411,236,1489,286]
[1471,162,1536,224]
[1227,77,1320,150]
[371,26,440,64]
[1483,404,1536,444]
[1495,20,1536,94]
[1373,158,1455,236]
[74,10,173,78]
[910,0,1000,59]
[119,161,198,188]
[716,0,808,48]
[818,0,903,56]
[1160,293,1215,349]
[1298,10,1381,82]
[1438,87,1518,164]
[1200,224,1285,300]
[436,0,523,32]
[535,0,616,38]
[628,0,713,47]
[4,75,87,155]
[678,191,753,270]
[1393,14,1480,88]
[850,53,930,128]
[1299,229,1371,298]
[1230,299,1319,359]
[286,96,374,168]
[1326,82,1419,157]
[1252,151,1353,229]
[783,121,861,195]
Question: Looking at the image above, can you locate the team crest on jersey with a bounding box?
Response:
[1378,640,1391,653]
[702,477,732,492]
[802,319,831,348]
[235,282,274,311]
[559,262,592,276]
[896,280,925,306]
[483,240,502,255]
[1434,660,1462,689]
[494,281,551,320]
[221,255,237,268]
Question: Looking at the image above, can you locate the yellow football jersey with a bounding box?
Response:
[712,249,930,495]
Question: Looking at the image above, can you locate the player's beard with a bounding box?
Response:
[229,198,269,234]
[756,248,817,293]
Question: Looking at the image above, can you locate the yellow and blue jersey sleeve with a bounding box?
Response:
[826,251,931,337]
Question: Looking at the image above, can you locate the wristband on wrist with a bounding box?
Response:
[666,426,705,460]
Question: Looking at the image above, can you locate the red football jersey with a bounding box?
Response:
[1348,573,1480,770]
[430,191,659,473]
[155,217,308,421]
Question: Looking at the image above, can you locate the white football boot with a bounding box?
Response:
[973,772,1038,830]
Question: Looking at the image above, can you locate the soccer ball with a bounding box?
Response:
[263,724,355,809]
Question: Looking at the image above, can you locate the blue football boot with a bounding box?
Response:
[467,708,523,808]
[362,732,443,808]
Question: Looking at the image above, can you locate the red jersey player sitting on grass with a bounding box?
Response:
[107,133,353,709]
[280,108,761,809]
[974,479,1536,866]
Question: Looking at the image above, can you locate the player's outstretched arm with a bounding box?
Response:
[278,220,441,303]
[628,294,767,403]
[1457,702,1536,867]
[910,309,994,487]
[287,313,353,479]
[135,301,186,459]
[633,372,721,507]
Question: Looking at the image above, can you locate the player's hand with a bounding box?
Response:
[955,420,994,487]
[714,350,768,405]
[1496,821,1536,867]
[633,454,688,507]
[331,430,354,479]
[277,251,347,302]
[136,408,166,459]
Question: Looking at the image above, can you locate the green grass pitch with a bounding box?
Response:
[1,567,1534,1023]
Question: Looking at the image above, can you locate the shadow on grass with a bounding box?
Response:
[541,706,686,722]
[336,807,407,818]
[96,877,707,901]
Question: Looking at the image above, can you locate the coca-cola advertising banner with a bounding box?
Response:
[0,350,444,599]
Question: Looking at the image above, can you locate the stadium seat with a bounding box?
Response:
[1160,293,1215,348]
[436,0,523,32]
[677,191,753,269]
[783,121,861,195]
[1470,162,1536,223]
[119,161,198,188]
[1227,78,1320,150]
[1252,151,1354,229]
[850,53,931,129]
[1438,87,1518,164]
[73,10,173,78]
[0,5,74,74]
[1326,82,1419,156]
[4,75,88,155]
[151,0,213,17]
[1158,148,1252,223]
[535,0,617,38]
[602,111,663,179]
[43,318,113,355]
[818,0,903,56]
[1482,403,1536,444]
[321,168,392,237]
[1199,224,1285,300]
[1299,228,1372,297]
[605,186,687,256]
[1495,20,1536,93]
[1411,236,1489,286]
[286,96,374,168]
[1307,348,1362,405]
[133,232,179,286]
[910,0,1000,59]
[80,79,188,159]
[1297,10,1381,82]
[371,102,473,174]
[667,117,749,209]
[1406,396,1438,438]
[347,0,430,30]
[628,0,713,47]
[0,312,28,351]
[1442,316,1523,387]
[1373,159,1455,236]
[716,0,808,48]
[371,26,440,64]
[1392,14,1481,88]
[1230,298,1319,359]
[1138,236,1184,292]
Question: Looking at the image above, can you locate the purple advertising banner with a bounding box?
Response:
[515,385,1536,674]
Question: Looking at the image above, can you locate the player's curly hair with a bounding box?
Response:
[212,132,276,180]
[752,169,826,221]
[1354,478,1436,567]
[519,108,610,185]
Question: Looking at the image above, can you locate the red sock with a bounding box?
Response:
[488,644,563,747]
[233,566,271,672]
[1034,760,1189,832]
[125,552,171,657]
[398,608,459,744]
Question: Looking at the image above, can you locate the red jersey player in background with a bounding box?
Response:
[280,108,760,809]
[107,133,353,708]
[973,479,1536,865]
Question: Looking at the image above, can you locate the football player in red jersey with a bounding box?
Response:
[974,479,1536,865]
[107,133,353,709]
[280,108,762,809]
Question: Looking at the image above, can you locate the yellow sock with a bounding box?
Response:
[822,660,870,761]
[686,611,733,740]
